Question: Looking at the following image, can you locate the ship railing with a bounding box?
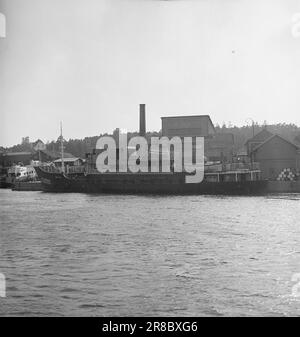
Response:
[205,162,260,173]
[39,164,86,174]
[66,166,86,174]
[204,164,223,172]
[39,165,61,173]
[83,162,261,174]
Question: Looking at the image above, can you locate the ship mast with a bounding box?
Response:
[60,121,65,174]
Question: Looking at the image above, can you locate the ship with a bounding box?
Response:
[35,108,268,195]
[35,165,267,195]
[0,164,38,188]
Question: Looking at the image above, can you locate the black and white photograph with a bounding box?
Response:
[0,0,300,322]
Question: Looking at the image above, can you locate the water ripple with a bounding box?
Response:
[0,189,300,316]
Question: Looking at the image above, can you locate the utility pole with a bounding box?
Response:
[60,121,65,174]
[245,118,255,165]
[246,118,255,137]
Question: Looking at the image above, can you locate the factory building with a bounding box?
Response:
[161,115,215,138]
[160,114,236,163]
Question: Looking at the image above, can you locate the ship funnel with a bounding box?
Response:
[139,104,146,137]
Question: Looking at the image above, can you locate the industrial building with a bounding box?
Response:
[161,115,215,138]
[250,134,300,180]
[160,114,235,163]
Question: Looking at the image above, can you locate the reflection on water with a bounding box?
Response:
[0,189,300,316]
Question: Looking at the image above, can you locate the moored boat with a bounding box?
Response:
[35,163,268,195]
[35,112,268,195]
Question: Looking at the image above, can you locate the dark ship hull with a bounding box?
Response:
[0,180,12,188]
[35,166,268,195]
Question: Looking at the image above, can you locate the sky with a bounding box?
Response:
[0,0,300,147]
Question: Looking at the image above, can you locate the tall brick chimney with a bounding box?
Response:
[139,104,146,136]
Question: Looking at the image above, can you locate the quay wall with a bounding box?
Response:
[267,181,300,193]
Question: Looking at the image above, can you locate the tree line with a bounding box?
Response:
[2,123,300,158]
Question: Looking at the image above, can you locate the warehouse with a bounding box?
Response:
[161,115,215,138]
[250,134,300,180]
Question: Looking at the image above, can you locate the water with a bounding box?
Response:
[0,189,299,316]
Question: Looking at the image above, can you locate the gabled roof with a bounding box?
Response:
[245,129,273,145]
[251,134,299,153]
[32,139,44,146]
